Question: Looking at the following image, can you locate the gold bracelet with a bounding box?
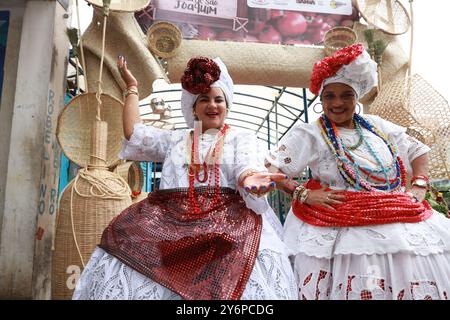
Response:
[124,88,139,98]
[292,185,306,202]
[300,189,310,203]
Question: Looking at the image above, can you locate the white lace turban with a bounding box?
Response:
[310,43,378,99]
[181,57,233,128]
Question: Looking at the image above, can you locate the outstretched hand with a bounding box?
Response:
[117,55,138,88]
[242,172,287,197]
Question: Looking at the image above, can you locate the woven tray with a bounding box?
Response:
[147,21,182,59]
[57,93,124,168]
[324,27,358,56]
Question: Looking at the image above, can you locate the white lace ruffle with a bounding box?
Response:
[284,209,450,259]
[73,246,297,300]
[292,251,450,300]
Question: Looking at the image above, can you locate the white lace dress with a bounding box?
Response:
[266,115,450,300]
[73,125,297,300]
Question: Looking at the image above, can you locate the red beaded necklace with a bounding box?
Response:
[188,124,230,217]
[292,179,432,227]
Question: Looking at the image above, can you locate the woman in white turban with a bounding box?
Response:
[72,56,297,300]
[265,44,450,300]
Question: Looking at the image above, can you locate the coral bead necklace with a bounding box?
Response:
[188,124,230,216]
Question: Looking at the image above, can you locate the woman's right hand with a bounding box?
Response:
[304,186,345,211]
[117,55,138,88]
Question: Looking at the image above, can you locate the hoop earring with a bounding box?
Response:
[313,102,323,114]
[356,103,362,115]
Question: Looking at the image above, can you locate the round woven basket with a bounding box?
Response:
[324,27,358,56]
[56,93,124,168]
[86,0,150,12]
[147,21,182,59]
[113,161,144,194]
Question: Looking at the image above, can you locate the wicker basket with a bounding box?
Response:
[356,0,410,35]
[147,21,182,59]
[52,121,132,299]
[86,0,150,12]
[56,93,124,168]
[113,161,144,194]
[324,27,358,56]
[369,74,450,180]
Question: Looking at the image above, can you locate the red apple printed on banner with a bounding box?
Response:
[134,3,360,46]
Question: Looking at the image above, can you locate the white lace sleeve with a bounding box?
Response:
[118,123,173,162]
[233,130,266,181]
[232,130,284,239]
[366,115,431,163]
[265,123,319,177]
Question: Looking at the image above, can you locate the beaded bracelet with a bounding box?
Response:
[292,185,305,201]
[301,189,310,203]
[292,185,310,203]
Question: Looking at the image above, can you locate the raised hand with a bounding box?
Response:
[117,55,138,88]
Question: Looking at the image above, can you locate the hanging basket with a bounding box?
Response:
[51,169,132,299]
[52,121,132,299]
[324,27,358,56]
[369,74,450,180]
[355,0,410,35]
[86,0,150,13]
[147,21,182,59]
[113,161,144,194]
[56,93,123,168]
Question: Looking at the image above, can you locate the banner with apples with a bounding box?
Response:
[247,0,352,15]
[135,0,359,46]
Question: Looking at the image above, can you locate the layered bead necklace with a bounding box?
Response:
[187,124,230,216]
[318,114,406,192]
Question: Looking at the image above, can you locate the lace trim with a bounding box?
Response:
[285,211,450,259]
[297,270,448,300]
[73,248,296,300]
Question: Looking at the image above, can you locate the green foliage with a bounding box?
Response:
[425,189,449,217]
[373,39,388,56]
[363,29,374,45]
[102,0,111,16]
